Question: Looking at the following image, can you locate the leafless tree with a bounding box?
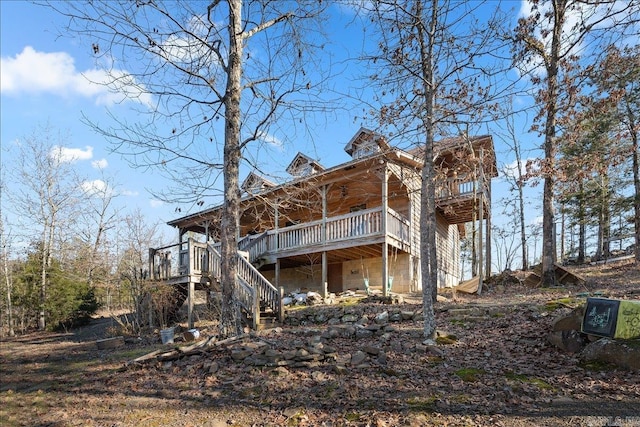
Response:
[9,125,81,330]
[496,101,532,271]
[514,0,639,285]
[364,0,511,339]
[49,1,330,337]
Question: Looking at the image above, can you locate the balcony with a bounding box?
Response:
[150,206,411,282]
[436,176,490,225]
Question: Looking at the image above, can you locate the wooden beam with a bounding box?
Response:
[382,165,389,297]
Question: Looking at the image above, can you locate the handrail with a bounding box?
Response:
[239,231,269,262]
[237,253,281,323]
[436,174,489,200]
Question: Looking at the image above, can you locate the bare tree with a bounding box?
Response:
[364,0,510,339]
[115,209,164,331]
[496,101,531,271]
[0,216,15,337]
[50,1,329,337]
[78,172,122,287]
[514,0,639,285]
[9,125,81,330]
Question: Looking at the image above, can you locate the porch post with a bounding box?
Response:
[483,149,492,283]
[321,185,328,298]
[188,280,195,329]
[478,184,484,295]
[382,165,389,297]
[478,148,487,295]
[274,198,279,252]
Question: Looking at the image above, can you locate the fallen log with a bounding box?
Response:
[125,333,249,366]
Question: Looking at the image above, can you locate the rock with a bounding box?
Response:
[375,311,389,324]
[322,345,337,354]
[401,311,414,320]
[342,314,359,323]
[231,349,254,361]
[350,350,368,365]
[552,307,585,332]
[389,312,402,322]
[355,327,374,339]
[363,345,381,355]
[580,338,640,370]
[377,351,388,365]
[333,365,348,375]
[356,315,369,326]
[207,362,219,374]
[547,330,587,353]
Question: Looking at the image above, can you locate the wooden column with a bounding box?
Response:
[477,183,484,295]
[321,185,328,298]
[382,165,389,297]
[187,280,195,329]
[485,174,492,283]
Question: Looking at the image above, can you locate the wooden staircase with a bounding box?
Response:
[204,244,283,330]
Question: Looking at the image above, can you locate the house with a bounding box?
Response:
[149,128,497,328]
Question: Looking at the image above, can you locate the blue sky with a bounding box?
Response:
[0,1,380,224]
[1,1,553,270]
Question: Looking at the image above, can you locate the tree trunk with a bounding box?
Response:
[630,105,640,262]
[219,0,244,338]
[541,0,567,287]
[1,220,15,337]
[518,178,528,271]
[416,0,438,340]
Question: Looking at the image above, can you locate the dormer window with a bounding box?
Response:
[286,152,325,177]
[352,143,379,159]
[241,172,276,195]
[344,127,390,159]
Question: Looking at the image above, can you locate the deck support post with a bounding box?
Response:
[382,165,389,297]
[187,280,195,329]
[278,286,285,323]
[321,185,328,295]
[322,252,327,299]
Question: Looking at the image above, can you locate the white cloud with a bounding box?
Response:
[121,189,139,197]
[150,199,164,208]
[91,158,108,169]
[502,157,536,180]
[1,46,153,107]
[81,179,111,197]
[258,131,283,150]
[50,145,93,163]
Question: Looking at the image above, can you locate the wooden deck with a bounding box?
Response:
[149,206,411,282]
[436,176,490,225]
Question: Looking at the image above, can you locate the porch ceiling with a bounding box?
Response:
[437,195,491,225]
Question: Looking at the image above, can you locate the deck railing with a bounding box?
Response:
[151,207,410,280]
[436,175,489,201]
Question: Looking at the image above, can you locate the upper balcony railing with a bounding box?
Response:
[436,175,490,202]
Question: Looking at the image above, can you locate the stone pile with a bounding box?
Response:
[284,306,423,327]
[223,336,390,371]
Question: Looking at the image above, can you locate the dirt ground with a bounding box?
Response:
[1,259,639,427]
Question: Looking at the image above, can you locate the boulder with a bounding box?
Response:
[547,330,587,353]
[552,306,585,332]
[580,338,640,371]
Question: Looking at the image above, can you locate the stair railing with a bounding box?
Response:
[206,243,281,328]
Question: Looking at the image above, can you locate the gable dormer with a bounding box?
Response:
[344,127,390,159]
[241,172,276,194]
[286,152,325,177]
